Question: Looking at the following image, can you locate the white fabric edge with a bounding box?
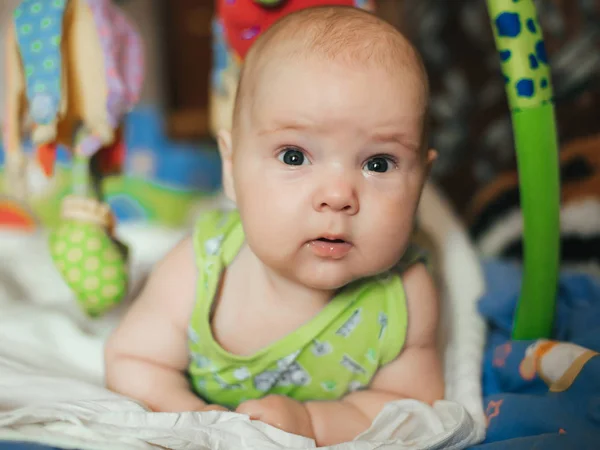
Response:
[417,182,487,441]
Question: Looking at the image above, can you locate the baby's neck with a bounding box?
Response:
[234,244,334,311]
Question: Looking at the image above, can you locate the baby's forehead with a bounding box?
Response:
[255,24,424,75]
[235,64,426,149]
[256,46,424,83]
[246,49,427,112]
[247,63,426,146]
[234,7,429,131]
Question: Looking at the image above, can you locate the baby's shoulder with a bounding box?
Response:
[192,208,241,257]
[194,208,238,236]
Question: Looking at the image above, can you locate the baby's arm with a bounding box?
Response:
[237,263,443,445]
[105,236,215,412]
[305,262,444,444]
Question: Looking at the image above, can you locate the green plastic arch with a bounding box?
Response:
[486,0,560,340]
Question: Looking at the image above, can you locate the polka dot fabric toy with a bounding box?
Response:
[3,0,144,317]
[13,0,66,126]
[49,196,128,317]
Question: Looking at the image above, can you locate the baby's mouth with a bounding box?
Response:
[316,237,347,244]
[308,236,353,259]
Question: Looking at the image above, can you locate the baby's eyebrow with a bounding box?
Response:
[257,120,314,136]
[256,120,421,151]
[370,131,420,151]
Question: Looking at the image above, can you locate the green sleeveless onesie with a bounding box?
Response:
[187,209,420,409]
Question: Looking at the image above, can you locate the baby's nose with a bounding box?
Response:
[313,176,359,215]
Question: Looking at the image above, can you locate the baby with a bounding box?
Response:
[105,6,443,446]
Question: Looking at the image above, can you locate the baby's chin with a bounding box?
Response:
[293,264,382,293]
[253,246,400,293]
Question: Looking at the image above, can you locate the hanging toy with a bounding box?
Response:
[3,0,144,317]
[486,0,560,339]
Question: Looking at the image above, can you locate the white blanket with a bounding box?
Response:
[0,185,486,449]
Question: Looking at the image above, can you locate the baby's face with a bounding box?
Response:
[228,56,433,290]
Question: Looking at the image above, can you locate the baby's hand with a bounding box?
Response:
[236,395,314,439]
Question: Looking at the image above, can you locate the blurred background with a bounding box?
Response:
[0,0,598,267]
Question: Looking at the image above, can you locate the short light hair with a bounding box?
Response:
[232,6,430,145]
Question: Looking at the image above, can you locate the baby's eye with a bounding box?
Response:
[278,147,309,166]
[363,156,395,173]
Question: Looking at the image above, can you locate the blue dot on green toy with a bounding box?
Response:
[541,78,548,88]
[499,49,511,61]
[529,54,539,69]
[535,40,548,64]
[526,18,536,33]
[495,12,521,37]
[516,78,535,97]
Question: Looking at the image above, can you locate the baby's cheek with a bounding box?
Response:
[241,208,294,266]
[370,214,413,262]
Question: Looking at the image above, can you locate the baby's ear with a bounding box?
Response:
[424,148,437,175]
[217,129,236,203]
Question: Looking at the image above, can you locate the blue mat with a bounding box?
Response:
[0,443,64,450]
[472,260,600,448]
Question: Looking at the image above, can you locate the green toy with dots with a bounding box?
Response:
[487,0,561,340]
[50,208,128,317]
[49,137,130,317]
